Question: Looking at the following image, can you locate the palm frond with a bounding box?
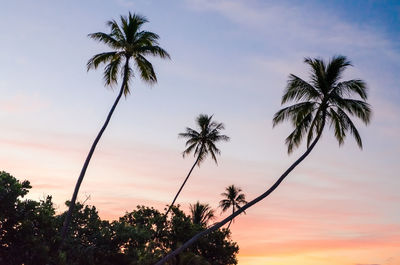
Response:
[285,112,313,154]
[182,143,197,158]
[105,19,125,42]
[87,32,121,49]
[190,202,215,226]
[138,45,171,59]
[328,108,346,146]
[219,199,231,212]
[304,57,327,94]
[334,98,371,124]
[135,31,160,46]
[122,13,148,43]
[135,54,157,84]
[282,75,320,104]
[326,55,351,86]
[179,128,200,139]
[273,102,316,127]
[103,56,122,87]
[87,52,118,71]
[337,108,363,148]
[207,147,218,165]
[334,79,368,100]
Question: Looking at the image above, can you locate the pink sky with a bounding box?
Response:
[1,1,400,264]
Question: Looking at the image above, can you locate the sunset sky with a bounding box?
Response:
[1,0,400,264]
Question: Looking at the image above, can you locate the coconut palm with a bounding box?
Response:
[155,55,371,265]
[190,201,215,227]
[61,12,170,240]
[219,185,247,229]
[165,114,229,216]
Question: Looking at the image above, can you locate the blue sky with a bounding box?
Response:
[1,1,400,264]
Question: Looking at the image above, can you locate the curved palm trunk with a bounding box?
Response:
[60,59,130,243]
[165,154,201,216]
[155,122,325,265]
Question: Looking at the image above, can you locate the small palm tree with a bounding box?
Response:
[219,185,247,229]
[190,201,215,227]
[155,55,371,265]
[61,12,170,240]
[165,114,229,216]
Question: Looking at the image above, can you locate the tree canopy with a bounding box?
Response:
[0,171,238,265]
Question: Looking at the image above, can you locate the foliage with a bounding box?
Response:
[0,171,238,265]
[190,201,215,227]
[0,171,59,265]
[219,185,247,228]
[87,12,170,94]
[273,55,371,153]
[179,114,230,165]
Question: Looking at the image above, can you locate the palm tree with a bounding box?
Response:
[190,201,215,227]
[155,55,371,265]
[165,114,229,216]
[219,185,247,229]
[61,12,170,241]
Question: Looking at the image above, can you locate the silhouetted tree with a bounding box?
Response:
[190,202,215,227]
[61,12,170,241]
[219,185,247,229]
[155,55,372,264]
[1,171,237,265]
[165,114,229,216]
[0,171,59,265]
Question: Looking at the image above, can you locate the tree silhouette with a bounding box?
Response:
[61,12,170,241]
[1,171,238,264]
[190,201,215,227]
[165,114,229,216]
[219,185,247,229]
[155,55,372,265]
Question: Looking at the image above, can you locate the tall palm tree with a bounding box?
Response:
[190,201,215,227]
[61,12,170,241]
[219,185,247,229]
[165,114,229,216]
[155,55,372,265]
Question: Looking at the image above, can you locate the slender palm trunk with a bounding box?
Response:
[60,59,130,243]
[165,154,201,216]
[155,121,325,265]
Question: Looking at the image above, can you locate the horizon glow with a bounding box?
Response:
[1,1,399,264]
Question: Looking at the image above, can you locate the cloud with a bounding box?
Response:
[186,0,395,52]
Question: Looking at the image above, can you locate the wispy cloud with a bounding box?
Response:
[186,0,396,53]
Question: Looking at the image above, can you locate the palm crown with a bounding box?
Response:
[273,55,371,153]
[219,185,247,214]
[87,12,170,95]
[190,201,215,227]
[179,114,230,165]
